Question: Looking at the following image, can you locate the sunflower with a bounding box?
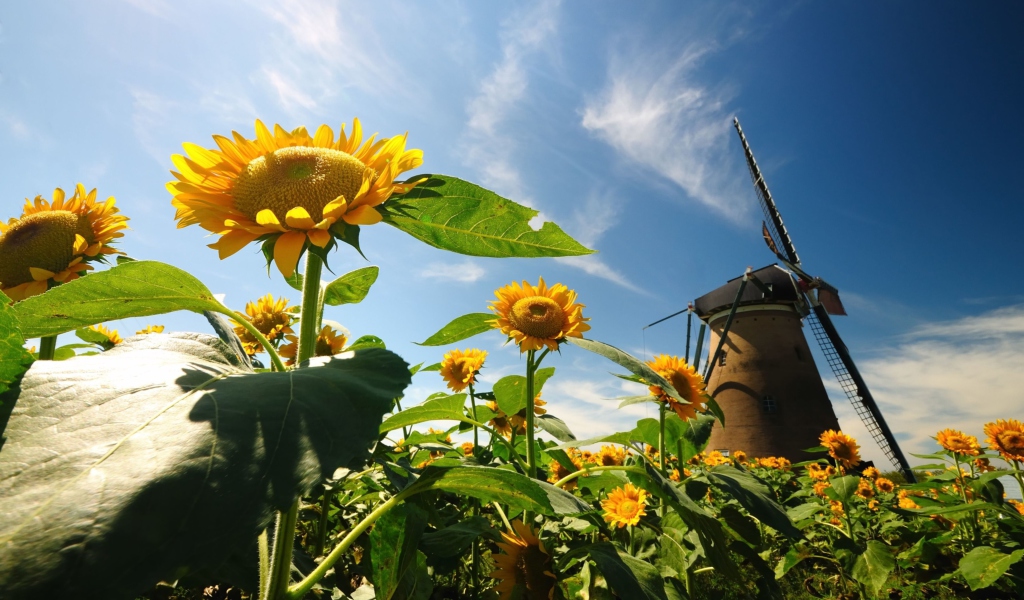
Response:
[974,457,995,473]
[813,481,830,497]
[936,428,981,456]
[547,451,583,490]
[855,478,875,499]
[439,348,487,392]
[601,484,648,529]
[233,294,297,355]
[489,277,590,352]
[136,325,165,335]
[862,466,880,480]
[645,355,707,420]
[984,419,1024,463]
[820,430,861,470]
[89,324,123,348]
[733,450,747,464]
[279,325,348,366]
[829,500,845,518]
[897,490,920,510]
[705,451,729,467]
[875,478,895,494]
[596,444,627,467]
[867,499,880,511]
[490,520,556,600]
[461,441,475,457]
[807,463,830,481]
[168,119,423,277]
[486,401,514,438]
[0,185,128,301]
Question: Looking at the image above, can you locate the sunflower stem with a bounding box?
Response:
[288,487,416,600]
[469,382,479,447]
[525,349,537,480]
[659,402,667,517]
[297,254,324,364]
[225,310,286,372]
[264,501,299,600]
[314,486,331,557]
[38,335,57,361]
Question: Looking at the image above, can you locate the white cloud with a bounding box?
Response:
[461,0,561,204]
[130,89,177,163]
[543,377,653,442]
[419,260,487,283]
[253,0,407,114]
[840,304,1024,468]
[581,44,747,221]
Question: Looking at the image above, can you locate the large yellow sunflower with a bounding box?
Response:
[645,354,707,420]
[168,119,423,277]
[984,419,1024,463]
[439,348,487,392]
[233,294,297,355]
[935,428,981,456]
[490,520,556,600]
[279,325,348,366]
[489,277,590,352]
[0,185,128,301]
[820,430,861,470]
[601,484,648,529]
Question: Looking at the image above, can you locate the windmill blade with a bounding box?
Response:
[806,305,915,481]
[734,118,801,266]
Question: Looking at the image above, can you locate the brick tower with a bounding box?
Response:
[693,265,840,462]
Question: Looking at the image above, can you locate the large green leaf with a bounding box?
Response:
[851,540,896,595]
[417,313,494,346]
[566,338,685,404]
[371,503,428,600]
[827,475,861,503]
[585,542,668,600]
[707,466,801,539]
[0,334,411,599]
[380,394,467,433]
[678,414,716,463]
[413,466,590,515]
[419,516,497,565]
[958,546,1024,591]
[285,266,380,307]
[536,414,576,442]
[0,291,32,397]
[382,175,593,258]
[493,367,555,416]
[11,261,223,338]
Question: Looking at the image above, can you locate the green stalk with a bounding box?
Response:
[1013,459,1024,503]
[469,382,479,448]
[314,487,331,557]
[258,530,270,597]
[288,487,416,599]
[38,335,57,360]
[658,402,667,517]
[552,465,646,489]
[265,254,324,600]
[525,349,537,479]
[223,309,286,372]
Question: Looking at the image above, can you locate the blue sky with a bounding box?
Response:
[2,1,1023,468]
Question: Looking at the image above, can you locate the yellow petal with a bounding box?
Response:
[274,231,307,278]
[73,234,88,254]
[284,206,316,229]
[209,230,259,259]
[256,209,287,232]
[308,229,332,248]
[29,267,56,281]
[342,205,382,225]
[323,196,348,220]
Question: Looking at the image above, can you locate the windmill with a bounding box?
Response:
[645,120,914,479]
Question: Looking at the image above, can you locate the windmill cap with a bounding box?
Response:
[693,264,803,319]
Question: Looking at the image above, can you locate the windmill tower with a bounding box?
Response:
[652,119,914,479]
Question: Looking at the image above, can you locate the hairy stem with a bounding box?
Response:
[38,335,57,361]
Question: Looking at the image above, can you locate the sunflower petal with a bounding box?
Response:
[273,231,307,278]
[308,229,332,248]
[342,205,382,225]
[284,206,316,229]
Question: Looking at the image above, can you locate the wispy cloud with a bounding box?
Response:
[841,304,1024,466]
[419,260,487,283]
[253,0,407,114]
[121,0,172,19]
[461,0,561,204]
[581,44,748,221]
[555,189,647,293]
[0,110,31,140]
[130,89,177,164]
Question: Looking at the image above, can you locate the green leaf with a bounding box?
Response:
[493,368,555,416]
[827,475,861,503]
[371,503,428,600]
[11,261,223,338]
[536,414,576,442]
[0,291,32,397]
[585,542,669,600]
[958,546,1024,591]
[552,431,636,451]
[0,334,411,598]
[392,550,432,600]
[851,540,896,595]
[323,266,379,306]
[565,338,685,404]
[707,466,802,539]
[617,395,657,408]
[419,516,497,562]
[775,544,813,580]
[417,313,494,346]
[348,335,386,350]
[679,414,716,463]
[74,326,114,346]
[380,394,467,433]
[720,505,761,547]
[382,175,594,257]
[786,502,824,523]
[413,465,590,515]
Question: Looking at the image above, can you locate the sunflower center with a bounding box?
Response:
[619,500,638,516]
[509,296,566,340]
[233,146,370,225]
[0,211,79,288]
[999,431,1024,451]
[252,312,289,338]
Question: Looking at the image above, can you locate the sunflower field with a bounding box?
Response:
[3,120,1024,600]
